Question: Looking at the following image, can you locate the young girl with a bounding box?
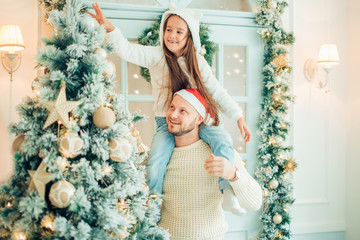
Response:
[89,3,251,215]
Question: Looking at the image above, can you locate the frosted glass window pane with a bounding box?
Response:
[223,103,246,153]
[99,0,158,6]
[128,102,155,146]
[108,53,121,93]
[223,45,246,96]
[188,0,251,12]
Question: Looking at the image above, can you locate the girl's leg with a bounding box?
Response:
[199,125,234,191]
[146,117,175,194]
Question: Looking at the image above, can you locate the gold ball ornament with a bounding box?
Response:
[93,106,116,129]
[12,134,26,153]
[109,137,133,162]
[269,178,279,189]
[58,132,83,158]
[273,213,283,224]
[49,180,76,208]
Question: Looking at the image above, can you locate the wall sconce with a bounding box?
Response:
[304,44,340,92]
[0,24,25,81]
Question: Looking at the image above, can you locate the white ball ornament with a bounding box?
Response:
[93,106,116,129]
[104,61,116,76]
[200,45,206,56]
[80,15,97,31]
[49,180,76,208]
[94,47,107,59]
[269,178,279,189]
[273,213,283,224]
[58,132,83,158]
[109,137,133,162]
[268,0,277,10]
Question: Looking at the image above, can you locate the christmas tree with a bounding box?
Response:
[0,0,169,239]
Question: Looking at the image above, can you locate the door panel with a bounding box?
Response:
[105,6,263,239]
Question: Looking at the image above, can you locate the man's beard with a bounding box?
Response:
[168,116,197,137]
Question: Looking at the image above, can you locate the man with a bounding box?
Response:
[158,89,262,240]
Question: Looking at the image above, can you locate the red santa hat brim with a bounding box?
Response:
[174,89,207,119]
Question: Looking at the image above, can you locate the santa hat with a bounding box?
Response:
[174,89,207,118]
[159,3,203,54]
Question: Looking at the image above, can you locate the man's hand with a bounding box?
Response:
[237,117,251,143]
[88,2,115,33]
[204,154,236,180]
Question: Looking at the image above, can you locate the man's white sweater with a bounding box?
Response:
[158,140,262,240]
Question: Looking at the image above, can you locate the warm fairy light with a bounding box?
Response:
[6,202,12,208]
[269,137,276,145]
[56,157,69,172]
[102,166,113,175]
[13,231,26,240]
[116,199,126,211]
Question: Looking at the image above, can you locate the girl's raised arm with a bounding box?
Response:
[88,2,115,33]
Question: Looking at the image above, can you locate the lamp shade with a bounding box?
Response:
[317,44,340,65]
[0,25,25,53]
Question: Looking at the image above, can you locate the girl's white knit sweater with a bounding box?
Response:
[106,28,243,120]
[158,140,262,240]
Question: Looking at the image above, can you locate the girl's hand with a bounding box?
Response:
[204,154,237,180]
[87,2,115,33]
[237,117,251,143]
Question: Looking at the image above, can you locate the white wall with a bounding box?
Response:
[345,0,360,239]
[0,0,38,182]
[291,0,347,236]
[0,0,358,238]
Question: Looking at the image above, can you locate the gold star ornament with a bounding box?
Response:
[283,157,297,175]
[272,53,289,74]
[28,160,55,198]
[41,82,82,129]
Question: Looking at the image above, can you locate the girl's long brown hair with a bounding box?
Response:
[162,14,220,126]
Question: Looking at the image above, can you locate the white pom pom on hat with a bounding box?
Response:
[159,3,203,54]
[174,89,207,118]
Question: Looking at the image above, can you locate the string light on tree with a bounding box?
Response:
[269,137,277,145]
[102,166,113,176]
[13,230,26,240]
[56,156,70,172]
[275,230,283,239]
[41,214,55,231]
